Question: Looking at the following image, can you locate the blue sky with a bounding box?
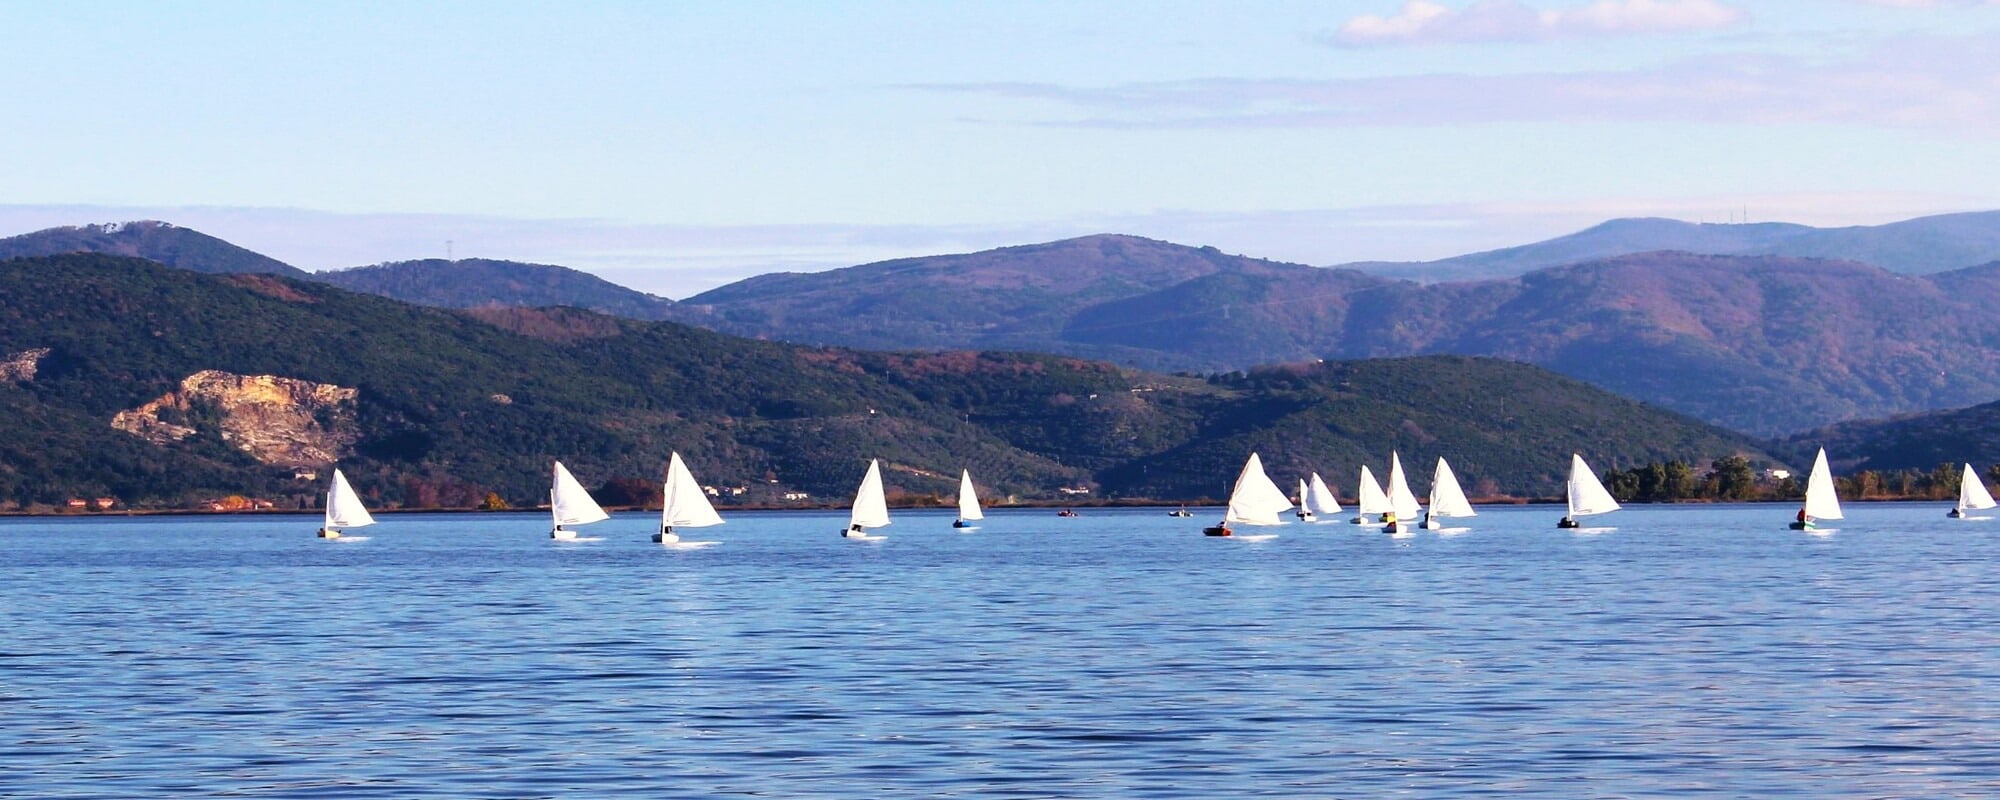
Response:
[3,0,1997,296]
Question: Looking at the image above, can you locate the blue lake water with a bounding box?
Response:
[4,503,2000,798]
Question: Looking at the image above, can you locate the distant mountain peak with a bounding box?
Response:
[0,220,304,277]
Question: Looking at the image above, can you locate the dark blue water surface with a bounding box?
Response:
[5,504,2000,797]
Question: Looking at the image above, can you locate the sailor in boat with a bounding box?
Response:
[1557,515,1580,529]
[1202,520,1232,537]
[843,522,866,538]
[654,525,677,544]
[1058,509,1078,517]
[1949,507,1964,519]
[1381,510,1399,533]
[1793,507,1814,529]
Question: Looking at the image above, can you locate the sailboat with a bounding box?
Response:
[1422,457,1476,530]
[1789,448,1843,530]
[1294,478,1316,522]
[1558,454,1620,529]
[654,452,723,543]
[953,469,984,529]
[1205,452,1293,537]
[1305,472,1342,521]
[843,459,890,539]
[316,468,376,539]
[1382,451,1422,533]
[1950,463,1996,519]
[1352,465,1390,524]
[550,460,610,540]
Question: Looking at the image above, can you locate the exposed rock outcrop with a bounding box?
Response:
[1,348,50,382]
[111,370,360,467]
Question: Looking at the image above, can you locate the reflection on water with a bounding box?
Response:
[3,504,1999,797]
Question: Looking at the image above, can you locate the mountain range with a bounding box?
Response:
[0,253,1767,510]
[9,212,2000,436]
[1351,211,2000,282]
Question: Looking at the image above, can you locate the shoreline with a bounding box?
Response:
[0,495,1960,518]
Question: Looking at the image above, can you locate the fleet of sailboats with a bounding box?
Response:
[655,452,724,543]
[954,469,984,529]
[549,460,610,539]
[844,459,891,539]
[1790,448,1843,531]
[1558,454,1620,529]
[1951,463,1996,519]
[300,448,1995,542]
[316,468,375,539]
[1204,452,1292,537]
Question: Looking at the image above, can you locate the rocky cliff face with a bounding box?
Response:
[111,370,360,467]
[1,348,49,382]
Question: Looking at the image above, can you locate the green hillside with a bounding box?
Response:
[0,254,1771,510]
[0,221,306,277]
[315,258,681,320]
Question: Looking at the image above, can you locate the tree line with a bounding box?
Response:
[1599,457,1998,503]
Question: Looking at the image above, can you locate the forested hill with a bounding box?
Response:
[0,254,1769,510]
[0,221,306,277]
[315,258,681,320]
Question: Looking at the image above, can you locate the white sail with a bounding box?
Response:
[323,468,376,530]
[1223,452,1293,526]
[1565,454,1621,518]
[1428,457,1476,519]
[850,459,891,529]
[957,469,984,521]
[1356,465,1391,515]
[1307,472,1343,515]
[1959,463,1997,514]
[1801,448,1844,520]
[661,452,724,529]
[551,461,610,527]
[1385,451,1421,520]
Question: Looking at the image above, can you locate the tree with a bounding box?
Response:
[479,492,510,511]
[1710,456,1757,501]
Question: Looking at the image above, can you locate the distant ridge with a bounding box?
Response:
[0,221,306,277]
[315,258,680,320]
[1358,211,2000,282]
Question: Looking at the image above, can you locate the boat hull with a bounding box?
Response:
[1788,521,1815,530]
[551,528,577,540]
[1202,525,1232,537]
[1557,518,1580,529]
[317,528,339,539]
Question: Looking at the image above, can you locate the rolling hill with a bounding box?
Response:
[314,258,681,320]
[0,221,307,277]
[1358,211,2000,282]
[0,254,1768,509]
[675,242,2000,435]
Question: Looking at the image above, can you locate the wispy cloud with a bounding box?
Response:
[1328,0,1747,47]
[1854,0,1999,7]
[915,32,2000,135]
